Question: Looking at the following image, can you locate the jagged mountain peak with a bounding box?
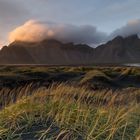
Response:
[0,35,140,64]
[94,34,140,63]
[40,39,63,46]
[0,39,94,65]
[107,34,139,45]
[112,36,124,42]
[125,34,139,40]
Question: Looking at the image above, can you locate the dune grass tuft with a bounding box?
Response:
[0,84,139,140]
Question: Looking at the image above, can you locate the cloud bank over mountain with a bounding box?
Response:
[9,20,107,45]
[7,18,140,47]
[110,19,140,38]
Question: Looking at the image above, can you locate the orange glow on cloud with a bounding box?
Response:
[8,20,107,45]
[9,20,55,43]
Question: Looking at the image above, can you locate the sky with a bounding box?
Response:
[0,0,140,47]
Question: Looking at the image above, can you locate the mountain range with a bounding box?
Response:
[0,34,140,65]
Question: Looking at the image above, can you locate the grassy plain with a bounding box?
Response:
[0,66,139,140]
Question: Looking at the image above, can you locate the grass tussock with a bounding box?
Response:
[0,84,139,140]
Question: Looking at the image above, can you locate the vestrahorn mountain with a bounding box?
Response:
[0,34,140,65]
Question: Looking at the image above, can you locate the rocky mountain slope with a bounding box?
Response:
[95,35,140,63]
[0,34,140,64]
[0,39,94,65]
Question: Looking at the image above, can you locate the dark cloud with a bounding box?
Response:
[7,19,140,47]
[9,20,107,45]
[110,19,140,38]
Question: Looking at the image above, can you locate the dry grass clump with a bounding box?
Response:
[80,70,110,84]
[0,84,139,140]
